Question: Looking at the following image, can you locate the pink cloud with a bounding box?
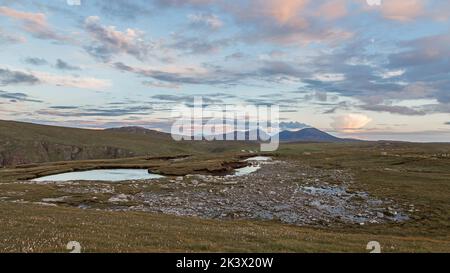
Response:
[316,0,348,20]
[380,0,424,22]
[33,71,111,90]
[331,114,372,132]
[258,0,310,24]
[0,6,64,40]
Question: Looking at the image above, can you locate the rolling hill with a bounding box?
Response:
[0,120,254,167]
[0,120,360,167]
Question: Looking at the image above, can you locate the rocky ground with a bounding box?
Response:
[1,158,413,227]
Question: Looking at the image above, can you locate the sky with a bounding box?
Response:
[0,0,449,142]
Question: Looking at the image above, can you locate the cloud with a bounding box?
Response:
[0,90,42,103]
[379,69,405,79]
[304,91,329,102]
[153,0,353,45]
[361,104,426,116]
[55,59,81,70]
[0,68,40,85]
[32,71,111,90]
[389,34,450,68]
[331,113,372,132]
[142,81,180,89]
[360,0,449,22]
[245,0,309,24]
[0,27,26,44]
[221,0,353,45]
[83,16,153,61]
[91,0,153,20]
[225,52,245,61]
[297,32,450,115]
[423,103,450,113]
[152,94,222,104]
[155,0,213,8]
[0,6,65,41]
[0,67,110,90]
[279,121,311,131]
[170,34,231,54]
[188,13,223,30]
[380,0,425,22]
[315,0,348,20]
[50,106,79,110]
[113,61,247,86]
[38,105,153,117]
[24,57,48,66]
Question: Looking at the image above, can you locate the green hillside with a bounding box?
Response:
[0,120,255,166]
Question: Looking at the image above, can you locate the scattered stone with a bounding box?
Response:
[108,194,131,203]
[41,196,70,203]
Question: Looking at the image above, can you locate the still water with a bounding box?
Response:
[32,169,164,182]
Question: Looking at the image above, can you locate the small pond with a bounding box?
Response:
[233,165,261,176]
[32,169,164,182]
[244,156,272,161]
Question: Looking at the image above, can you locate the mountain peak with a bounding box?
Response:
[279,127,351,143]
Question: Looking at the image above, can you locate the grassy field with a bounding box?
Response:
[0,141,449,252]
[1,202,449,253]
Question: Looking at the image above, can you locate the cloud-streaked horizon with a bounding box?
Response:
[0,0,449,142]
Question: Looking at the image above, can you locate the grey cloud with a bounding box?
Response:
[295,34,450,115]
[321,101,350,114]
[0,28,25,44]
[188,13,223,30]
[304,91,329,102]
[113,61,246,86]
[154,0,213,8]
[83,16,153,62]
[114,58,308,87]
[422,103,450,113]
[50,106,79,110]
[170,34,232,55]
[0,68,40,85]
[0,90,42,103]
[279,121,310,131]
[152,94,222,104]
[361,105,426,116]
[258,61,301,77]
[225,52,245,61]
[92,0,153,20]
[389,34,450,68]
[24,57,48,66]
[56,59,81,70]
[38,105,153,117]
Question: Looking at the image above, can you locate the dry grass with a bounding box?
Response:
[1,202,449,253]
